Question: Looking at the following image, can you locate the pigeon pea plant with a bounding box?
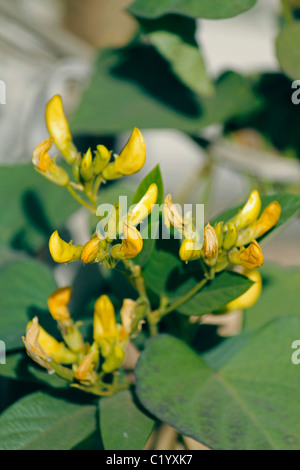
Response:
[24,96,279,396]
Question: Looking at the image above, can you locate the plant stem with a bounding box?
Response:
[67,184,96,213]
[92,174,103,200]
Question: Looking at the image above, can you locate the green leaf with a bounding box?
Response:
[143,249,181,295]
[140,16,213,97]
[129,0,257,20]
[244,264,300,331]
[99,390,154,450]
[131,165,164,266]
[0,392,97,450]
[136,317,300,450]
[71,47,261,135]
[169,270,253,316]
[212,193,300,242]
[0,352,67,388]
[0,164,78,254]
[0,260,57,350]
[276,22,300,80]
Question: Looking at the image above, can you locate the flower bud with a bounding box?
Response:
[49,230,83,263]
[222,223,238,251]
[81,237,105,264]
[93,145,111,175]
[179,237,202,262]
[93,295,117,342]
[80,148,93,181]
[45,95,77,164]
[128,183,158,226]
[240,240,264,269]
[222,269,262,312]
[163,194,185,231]
[48,287,72,322]
[102,344,125,373]
[23,317,53,371]
[114,127,146,175]
[214,222,224,248]
[111,224,143,260]
[32,138,69,186]
[203,223,218,264]
[230,190,261,231]
[237,201,281,246]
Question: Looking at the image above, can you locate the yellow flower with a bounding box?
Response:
[179,236,202,262]
[81,237,105,264]
[102,128,146,179]
[111,224,143,260]
[49,230,83,263]
[222,223,238,251]
[240,240,264,269]
[24,317,77,365]
[45,95,77,164]
[163,194,186,231]
[230,190,261,231]
[32,138,69,186]
[222,269,262,312]
[93,295,117,342]
[127,183,158,227]
[203,223,218,262]
[48,286,72,322]
[237,201,281,246]
[74,344,99,384]
[93,145,111,175]
[102,344,125,373]
[80,148,93,181]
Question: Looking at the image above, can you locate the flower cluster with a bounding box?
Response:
[23,287,145,394]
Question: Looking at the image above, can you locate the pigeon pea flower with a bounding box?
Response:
[230,190,261,231]
[80,148,93,181]
[222,223,238,251]
[127,183,158,227]
[203,223,219,266]
[163,194,186,232]
[111,223,143,260]
[93,145,111,175]
[45,94,77,164]
[81,237,106,264]
[24,317,77,365]
[237,201,281,246]
[240,240,264,269]
[102,128,146,179]
[222,269,262,312]
[32,138,69,186]
[48,286,72,322]
[93,295,118,343]
[179,236,202,262]
[74,343,99,385]
[49,230,83,263]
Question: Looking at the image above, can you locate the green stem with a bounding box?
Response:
[67,184,96,213]
[92,174,103,200]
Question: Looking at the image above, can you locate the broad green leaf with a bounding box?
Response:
[0,260,57,350]
[140,16,213,97]
[169,270,253,316]
[0,352,67,388]
[143,249,180,295]
[71,47,261,135]
[131,165,164,266]
[244,264,300,331]
[276,23,300,80]
[129,0,257,20]
[0,164,78,253]
[136,317,300,450]
[0,392,96,450]
[99,390,154,450]
[212,193,300,242]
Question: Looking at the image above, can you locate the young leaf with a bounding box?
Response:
[136,317,300,450]
[99,390,154,450]
[0,260,57,351]
[0,392,97,450]
[276,22,300,80]
[129,0,257,20]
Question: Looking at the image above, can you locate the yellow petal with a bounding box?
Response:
[32,137,53,171]
[81,237,105,264]
[121,223,143,259]
[240,240,264,269]
[163,194,185,231]
[45,95,77,163]
[179,237,202,262]
[48,286,72,322]
[230,190,261,231]
[223,269,262,312]
[49,231,82,263]
[23,317,53,371]
[203,223,218,260]
[114,128,146,175]
[93,295,117,341]
[128,183,158,226]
